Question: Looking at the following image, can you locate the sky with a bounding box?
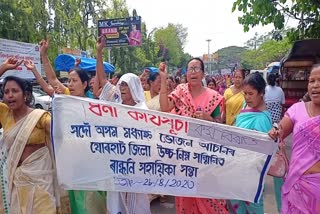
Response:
[125,0,294,57]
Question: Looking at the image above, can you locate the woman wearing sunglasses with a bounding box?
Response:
[159,58,227,214]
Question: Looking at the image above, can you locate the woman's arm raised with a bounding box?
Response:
[96,36,108,88]
[159,62,174,112]
[39,38,66,94]
[24,60,54,96]
[0,57,23,77]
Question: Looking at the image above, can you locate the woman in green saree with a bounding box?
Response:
[39,38,106,214]
[228,73,275,214]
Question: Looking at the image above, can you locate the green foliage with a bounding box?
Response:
[154,23,188,67]
[48,0,105,51]
[0,0,190,75]
[213,46,247,70]
[241,37,292,69]
[232,0,320,40]
[212,32,292,70]
[0,0,49,43]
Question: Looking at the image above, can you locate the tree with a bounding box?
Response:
[154,23,188,67]
[232,0,320,40]
[49,0,105,51]
[0,0,49,43]
[245,33,266,50]
[0,0,191,75]
[212,46,247,70]
[241,37,292,69]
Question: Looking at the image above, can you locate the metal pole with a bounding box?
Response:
[107,48,111,63]
[206,39,211,73]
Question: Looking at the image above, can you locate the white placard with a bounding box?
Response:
[0,38,41,79]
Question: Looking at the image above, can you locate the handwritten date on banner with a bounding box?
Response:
[113,177,196,195]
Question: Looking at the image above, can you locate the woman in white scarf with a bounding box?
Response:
[95,37,150,214]
[106,73,150,214]
[114,73,148,109]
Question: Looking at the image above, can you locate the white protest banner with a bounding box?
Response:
[52,95,277,203]
[0,38,41,79]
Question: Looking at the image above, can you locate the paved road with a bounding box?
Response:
[151,136,293,214]
[150,175,279,214]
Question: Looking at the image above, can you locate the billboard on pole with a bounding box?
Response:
[98,16,142,47]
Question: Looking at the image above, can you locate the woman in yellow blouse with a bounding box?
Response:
[0,58,58,214]
[223,69,245,125]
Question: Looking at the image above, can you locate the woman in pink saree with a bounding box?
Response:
[159,58,227,214]
[269,64,320,214]
[126,24,142,46]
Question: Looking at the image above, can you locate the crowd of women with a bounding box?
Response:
[0,35,319,214]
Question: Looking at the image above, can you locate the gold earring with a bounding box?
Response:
[24,97,27,102]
